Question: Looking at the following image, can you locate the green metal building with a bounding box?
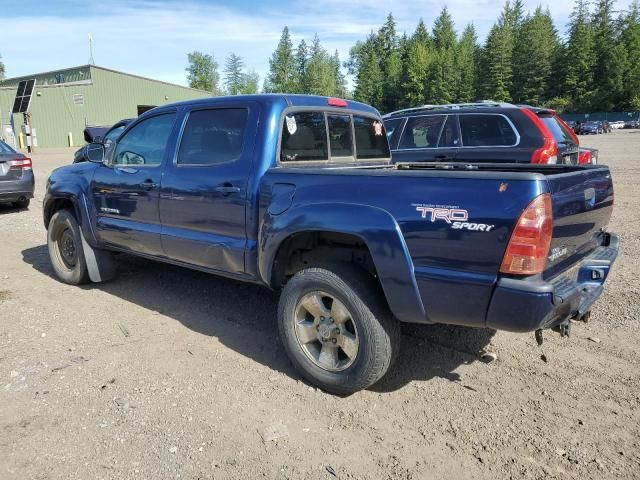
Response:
[0,65,211,147]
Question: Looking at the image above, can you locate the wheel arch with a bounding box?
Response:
[259,202,426,323]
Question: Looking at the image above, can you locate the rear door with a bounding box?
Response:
[159,104,258,274]
[391,114,459,163]
[455,113,528,163]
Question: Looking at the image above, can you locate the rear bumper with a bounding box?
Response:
[0,170,35,203]
[486,233,619,332]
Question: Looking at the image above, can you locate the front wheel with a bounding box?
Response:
[47,209,90,285]
[278,265,400,395]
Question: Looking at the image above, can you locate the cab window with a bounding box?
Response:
[113,113,176,166]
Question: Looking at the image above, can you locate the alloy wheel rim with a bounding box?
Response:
[293,291,359,372]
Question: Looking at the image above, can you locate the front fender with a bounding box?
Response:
[44,173,98,246]
[259,203,426,324]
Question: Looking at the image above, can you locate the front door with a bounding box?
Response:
[91,111,177,256]
[159,105,258,274]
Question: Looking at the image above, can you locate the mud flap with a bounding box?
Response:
[80,231,116,282]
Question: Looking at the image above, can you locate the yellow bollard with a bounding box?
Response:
[18,133,25,149]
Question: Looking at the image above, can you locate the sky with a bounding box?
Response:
[0,0,634,88]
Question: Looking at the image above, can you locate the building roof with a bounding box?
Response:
[0,65,209,94]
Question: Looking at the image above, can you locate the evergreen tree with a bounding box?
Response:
[294,40,309,92]
[427,7,458,104]
[352,34,383,108]
[303,35,337,96]
[621,1,640,108]
[266,27,297,93]
[376,14,402,112]
[331,50,347,98]
[455,23,478,103]
[562,0,596,111]
[479,19,513,101]
[224,53,245,95]
[0,53,5,81]
[185,51,220,94]
[511,7,559,105]
[400,21,432,107]
[592,0,628,110]
[239,70,260,94]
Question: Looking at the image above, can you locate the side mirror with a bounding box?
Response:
[86,142,106,164]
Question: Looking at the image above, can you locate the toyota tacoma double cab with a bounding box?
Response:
[43,94,618,394]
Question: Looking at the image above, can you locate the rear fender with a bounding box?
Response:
[259,203,426,323]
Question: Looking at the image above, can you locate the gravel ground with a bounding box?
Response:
[1,131,639,480]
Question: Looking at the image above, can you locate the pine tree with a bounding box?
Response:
[239,70,260,94]
[455,24,478,102]
[303,35,337,96]
[331,50,347,98]
[185,51,220,94]
[376,14,402,112]
[427,7,458,104]
[479,19,513,101]
[294,40,309,93]
[400,21,432,107]
[562,0,596,111]
[621,1,640,109]
[266,27,297,93]
[224,53,245,95]
[352,34,383,108]
[592,0,628,110]
[511,7,559,105]
[0,53,5,81]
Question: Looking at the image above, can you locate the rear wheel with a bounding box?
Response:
[12,198,30,209]
[47,209,90,285]
[278,265,399,395]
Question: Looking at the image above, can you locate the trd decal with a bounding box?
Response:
[415,206,468,223]
[413,204,495,232]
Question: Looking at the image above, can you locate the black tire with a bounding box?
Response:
[278,265,400,395]
[12,198,30,209]
[47,209,90,285]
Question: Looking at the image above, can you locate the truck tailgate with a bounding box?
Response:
[545,166,614,276]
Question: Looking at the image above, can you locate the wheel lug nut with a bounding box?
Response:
[331,338,337,344]
[334,328,340,334]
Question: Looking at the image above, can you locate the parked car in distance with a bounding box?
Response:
[581,121,604,135]
[610,120,625,129]
[43,94,619,394]
[624,120,639,129]
[0,140,34,209]
[74,119,133,163]
[383,102,581,165]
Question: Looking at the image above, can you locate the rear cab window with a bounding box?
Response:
[280,110,390,164]
[459,114,518,147]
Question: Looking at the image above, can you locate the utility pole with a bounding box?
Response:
[88,34,95,65]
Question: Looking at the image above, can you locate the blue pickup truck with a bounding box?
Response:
[43,94,618,394]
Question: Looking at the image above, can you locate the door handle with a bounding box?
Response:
[435,155,451,161]
[139,180,158,190]
[215,184,241,195]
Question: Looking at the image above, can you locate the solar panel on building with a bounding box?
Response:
[12,79,36,114]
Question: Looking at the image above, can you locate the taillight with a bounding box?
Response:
[500,193,553,275]
[578,150,591,165]
[520,108,558,164]
[9,157,32,170]
[327,97,348,107]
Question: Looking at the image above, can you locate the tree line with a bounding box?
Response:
[187,0,639,114]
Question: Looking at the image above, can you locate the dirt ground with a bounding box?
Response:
[1,130,639,480]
